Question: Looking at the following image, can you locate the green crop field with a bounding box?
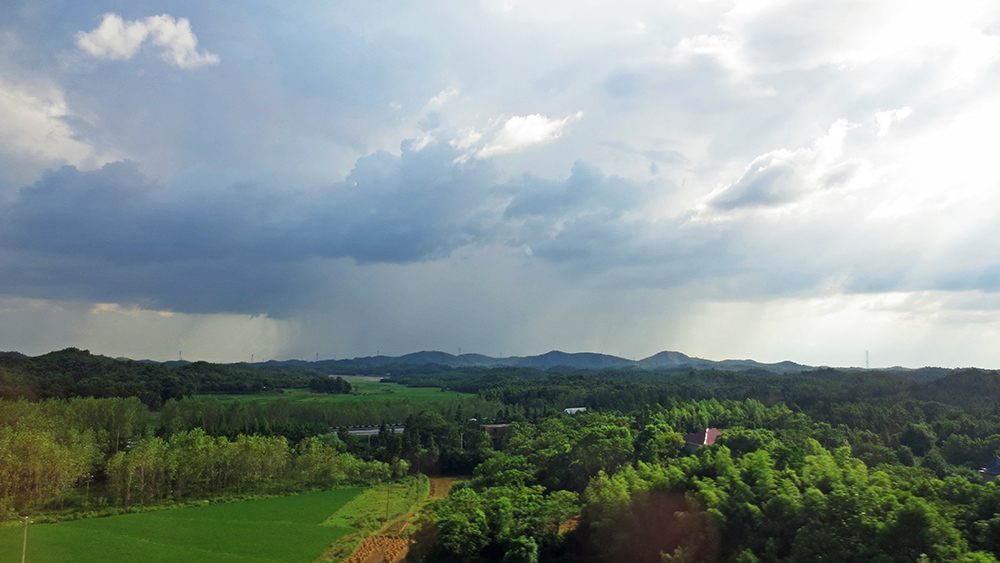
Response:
[207,380,472,405]
[0,489,361,563]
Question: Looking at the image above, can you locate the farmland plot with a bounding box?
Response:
[0,489,361,563]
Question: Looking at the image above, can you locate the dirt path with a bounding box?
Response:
[341,536,409,563]
[428,477,461,499]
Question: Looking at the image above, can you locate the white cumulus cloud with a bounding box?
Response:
[75,13,148,60]
[477,112,582,158]
[706,120,867,210]
[76,13,219,69]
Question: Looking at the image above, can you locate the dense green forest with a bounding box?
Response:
[2,348,1000,561]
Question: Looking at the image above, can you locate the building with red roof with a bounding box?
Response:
[683,428,723,454]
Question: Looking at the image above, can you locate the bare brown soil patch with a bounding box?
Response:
[559,516,580,534]
[341,536,409,563]
[428,477,466,499]
[559,515,580,534]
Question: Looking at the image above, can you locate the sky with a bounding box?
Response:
[2,0,1000,367]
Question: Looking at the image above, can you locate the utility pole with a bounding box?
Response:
[84,473,94,508]
[22,516,30,563]
[386,482,391,523]
[865,350,869,370]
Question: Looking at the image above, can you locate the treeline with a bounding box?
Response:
[338,409,497,476]
[0,397,394,520]
[105,430,396,506]
[0,348,337,408]
[0,397,148,517]
[156,395,505,476]
[388,366,1000,412]
[158,395,504,439]
[309,375,352,394]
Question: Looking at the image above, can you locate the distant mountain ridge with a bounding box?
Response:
[289,349,814,374]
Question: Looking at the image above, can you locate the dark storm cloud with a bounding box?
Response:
[502,162,642,219]
[0,141,503,315]
[7,121,1000,321]
[1,138,739,316]
[498,164,756,290]
[0,137,891,318]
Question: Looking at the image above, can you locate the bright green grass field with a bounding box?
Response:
[208,380,471,405]
[0,489,361,563]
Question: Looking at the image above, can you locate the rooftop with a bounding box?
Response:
[983,455,1000,475]
[684,428,723,446]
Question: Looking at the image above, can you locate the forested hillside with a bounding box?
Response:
[263,349,811,373]
[0,348,336,407]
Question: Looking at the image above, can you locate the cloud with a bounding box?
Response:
[8,0,1000,366]
[4,124,1000,364]
[0,125,940,320]
[667,0,1000,104]
[707,120,864,210]
[502,161,644,221]
[477,112,582,158]
[77,13,219,69]
[0,140,503,314]
[875,106,912,137]
[0,141,666,316]
[673,33,748,79]
[494,163,746,289]
[0,296,290,362]
[0,77,117,170]
[427,88,459,108]
[75,14,148,60]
